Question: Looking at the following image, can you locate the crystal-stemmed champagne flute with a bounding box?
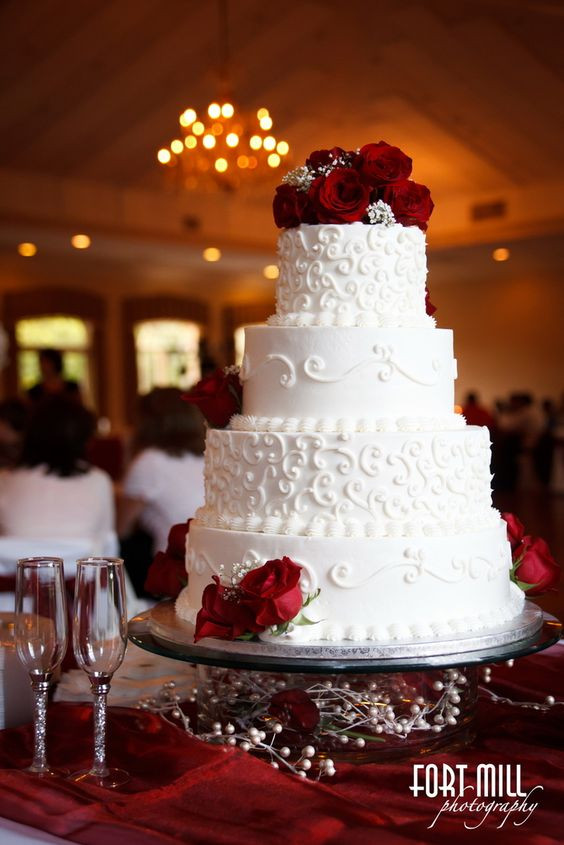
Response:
[70,557,129,788]
[15,557,68,776]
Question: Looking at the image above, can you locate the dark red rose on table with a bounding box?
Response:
[194,577,262,642]
[305,147,346,171]
[239,557,303,627]
[381,180,434,231]
[501,512,526,552]
[355,141,412,186]
[269,688,320,732]
[514,536,560,596]
[182,368,242,428]
[311,169,370,224]
[144,520,191,599]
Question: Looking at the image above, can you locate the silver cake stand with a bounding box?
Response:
[128,601,561,762]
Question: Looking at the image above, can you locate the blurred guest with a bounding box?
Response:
[497,393,545,490]
[0,397,114,548]
[533,398,557,486]
[118,388,205,555]
[27,348,81,403]
[0,398,28,468]
[462,392,495,429]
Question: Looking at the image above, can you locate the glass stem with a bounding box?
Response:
[90,675,111,777]
[30,674,51,773]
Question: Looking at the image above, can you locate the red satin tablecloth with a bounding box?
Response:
[0,645,562,845]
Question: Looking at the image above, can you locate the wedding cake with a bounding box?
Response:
[177,142,524,643]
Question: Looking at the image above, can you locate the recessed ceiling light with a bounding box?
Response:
[71,234,91,249]
[492,247,510,262]
[17,242,37,257]
[263,264,279,279]
[203,247,221,262]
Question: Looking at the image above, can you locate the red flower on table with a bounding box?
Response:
[311,168,370,224]
[269,688,320,732]
[144,520,191,599]
[355,141,412,187]
[239,557,303,628]
[380,180,434,231]
[182,368,242,428]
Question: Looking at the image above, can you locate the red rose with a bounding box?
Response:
[356,141,412,186]
[513,536,560,596]
[182,368,242,428]
[144,520,191,599]
[273,184,311,229]
[239,557,303,627]
[306,147,346,171]
[381,180,434,231]
[145,552,186,599]
[269,688,320,732]
[311,169,370,224]
[425,288,436,317]
[194,577,261,642]
[501,512,526,552]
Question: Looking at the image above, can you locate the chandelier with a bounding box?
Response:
[156,1,290,191]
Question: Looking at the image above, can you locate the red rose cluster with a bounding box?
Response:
[182,367,242,428]
[502,512,560,595]
[194,557,305,642]
[144,520,191,599]
[273,142,434,231]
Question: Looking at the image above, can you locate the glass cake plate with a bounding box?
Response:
[128,600,559,674]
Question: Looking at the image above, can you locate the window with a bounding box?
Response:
[15,315,93,402]
[134,320,201,394]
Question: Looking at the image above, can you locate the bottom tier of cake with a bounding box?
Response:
[177,521,524,643]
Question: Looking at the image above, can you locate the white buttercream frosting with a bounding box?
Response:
[273,223,430,328]
[230,413,466,434]
[178,523,524,643]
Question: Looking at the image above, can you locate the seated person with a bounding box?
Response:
[0,397,114,553]
[0,398,28,468]
[119,388,205,555]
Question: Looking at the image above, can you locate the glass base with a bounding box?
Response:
[23,765,68,778]
[196,665,478,763]
[70,767,130,788]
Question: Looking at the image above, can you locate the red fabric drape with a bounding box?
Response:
[0,645,562,845]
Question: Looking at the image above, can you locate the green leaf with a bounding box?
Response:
[235,631,256,641]
[293,615,321,627]
[302,588,320,609]
[323,724,385,743]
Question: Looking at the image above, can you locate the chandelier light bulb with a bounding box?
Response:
[259,115,273,130]
[221,103,234,118]
[18,242,37,257]
[276,140,289,155]
[263,264,279,279]
[170,139,184,154]
[492,247,510,262]
[192,121,205,135]
[215,157,228,172]
[267,153,281,168]
[208,102,221,119]
[185,135,197,149]
[237,155,249,168]
[249,135,262,150]
[263,135,276,151]
[179,108,197,127]
[157,148,172,164]
[226,132,239,148]
[202,134,216,149]
[247,156,257,169]
[257,107,269,120]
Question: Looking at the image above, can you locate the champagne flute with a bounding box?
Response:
[15,557,68,776]
[70,557,129,788]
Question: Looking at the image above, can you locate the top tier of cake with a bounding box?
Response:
[267,222,431,328]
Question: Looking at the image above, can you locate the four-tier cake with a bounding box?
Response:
[176,142,524,643]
